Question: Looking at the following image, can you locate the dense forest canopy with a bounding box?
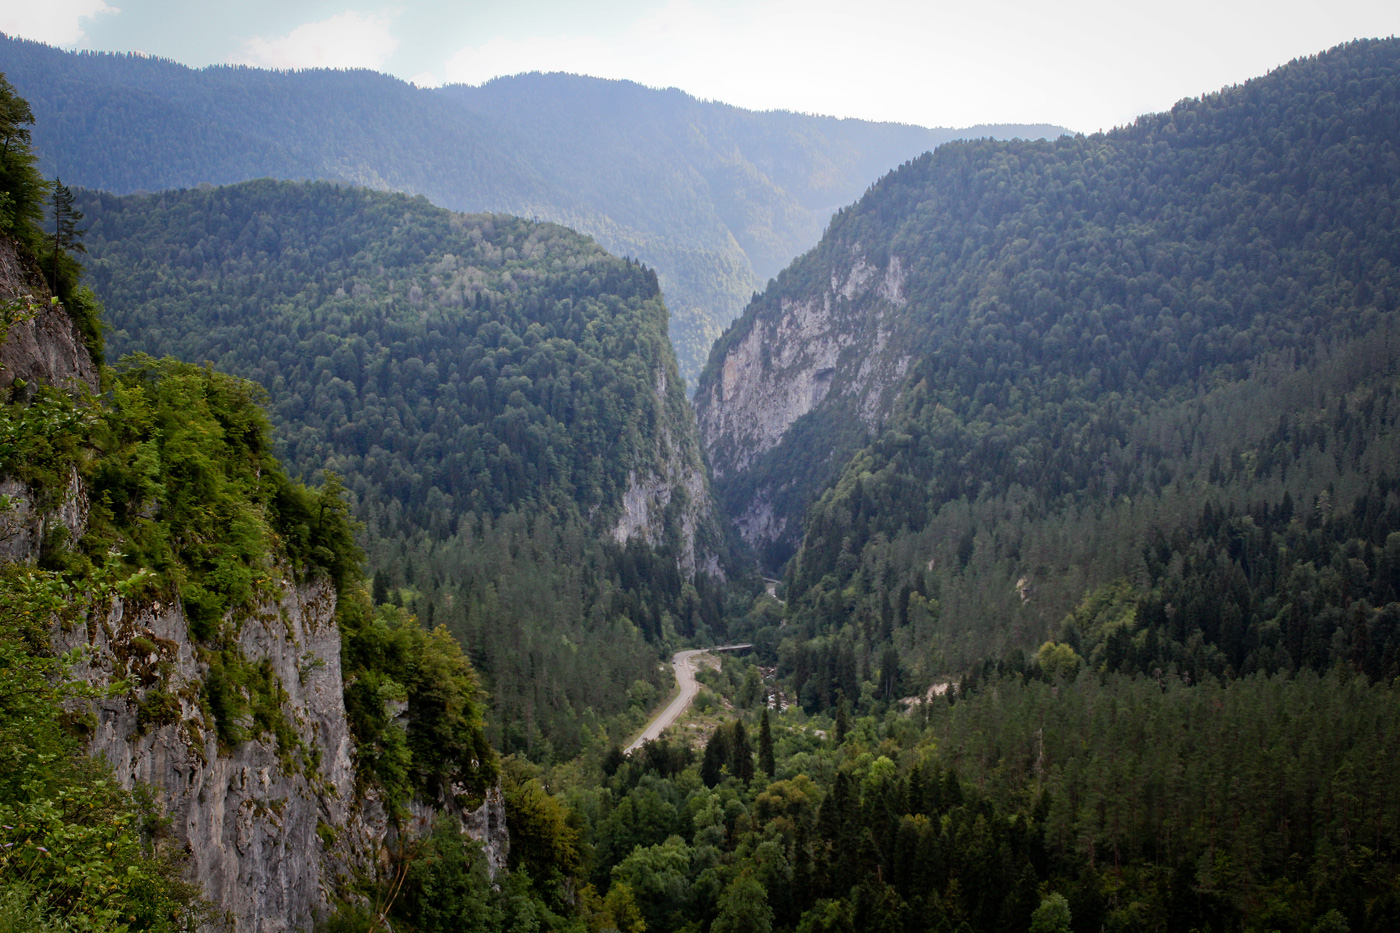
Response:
[538,662,1400,933]
[82,181,679,533]
[0,33,1063,382]
[504,38,1399,933]
[77,178,733,759]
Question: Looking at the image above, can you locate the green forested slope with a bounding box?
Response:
[545,659,1400,933]
[0,34,1063,383]
[696,39,1400,684]
[78,179,728,758]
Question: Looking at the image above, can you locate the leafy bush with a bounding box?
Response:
[340,594,496,815]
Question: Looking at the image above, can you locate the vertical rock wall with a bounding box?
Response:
[55,580,353,932]
[611,356,726,577]
[1,237,508,929]
[693,248,911,555]
[41,537,509,931]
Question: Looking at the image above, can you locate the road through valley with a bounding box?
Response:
[625,648,709,753]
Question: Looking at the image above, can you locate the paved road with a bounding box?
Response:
[626,649,709,753]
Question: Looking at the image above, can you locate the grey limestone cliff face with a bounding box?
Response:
[0,236,99,393]
[611,361,725,577]
[55,579,353,932]
[695,248,912,552]
[0,466,87,563]
[21,499,509,932]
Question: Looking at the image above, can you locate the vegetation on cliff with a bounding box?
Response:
[0,73,101,363]
[0,561,211,932]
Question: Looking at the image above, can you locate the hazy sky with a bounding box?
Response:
[5,1,1399,132]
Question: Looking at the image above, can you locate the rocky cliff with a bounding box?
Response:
[612,359,725,578]
[0,235,97,393]
[47,574,509,932]
[693,244,914,565]
[0,245,508,931]
[59,578,355,932]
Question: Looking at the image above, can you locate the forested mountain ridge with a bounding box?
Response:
[76,178,733,758]
[0,33,1065,384]
[696,38,1400,670]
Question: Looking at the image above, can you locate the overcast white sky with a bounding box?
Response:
[4,0,1398,132]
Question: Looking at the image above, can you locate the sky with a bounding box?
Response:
[3,0,1399,133]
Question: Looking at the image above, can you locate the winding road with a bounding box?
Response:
[625,644,751,754]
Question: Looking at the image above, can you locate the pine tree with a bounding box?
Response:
[50,178,85,288]
[0,76,46,243]
[835,694,850,745]
[701,726,729,787]
[731,720,755,784]
[758,708,775,776]
[0,74,34,159]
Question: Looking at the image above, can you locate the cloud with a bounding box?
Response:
[436,0,1400,133]
[235,10,400,71]
[0,0,117,47]
[436,0,1100,125]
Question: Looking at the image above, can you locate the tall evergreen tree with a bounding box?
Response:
[0,73,46,246]
[0,73,34,159]
[701,726,729,788]
[731,720,755,784]
[49,177,84,287]
[758,708,775,776]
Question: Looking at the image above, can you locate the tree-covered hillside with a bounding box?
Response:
[0,33,1063,383]
[696,38,1400,684]
[78,179,730,759]
[540,662,1400,933]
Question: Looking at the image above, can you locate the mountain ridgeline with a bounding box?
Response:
[77,179,731,759]
[0,33,1065,383]
[697,38,1400,677]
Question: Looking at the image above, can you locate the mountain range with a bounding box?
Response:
[697,37,1400,674]
[0,33,1065,384]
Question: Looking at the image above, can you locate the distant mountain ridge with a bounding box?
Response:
[0,33,1066,383]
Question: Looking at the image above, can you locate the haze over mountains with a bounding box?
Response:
[0,33,1065,383]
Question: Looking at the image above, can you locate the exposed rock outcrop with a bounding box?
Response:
[611,358,726,577]
[56,579,352,933]
[694,247,911,556]
[0,467,86,563]
[0,236,98,393]
[21,506,509,932]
